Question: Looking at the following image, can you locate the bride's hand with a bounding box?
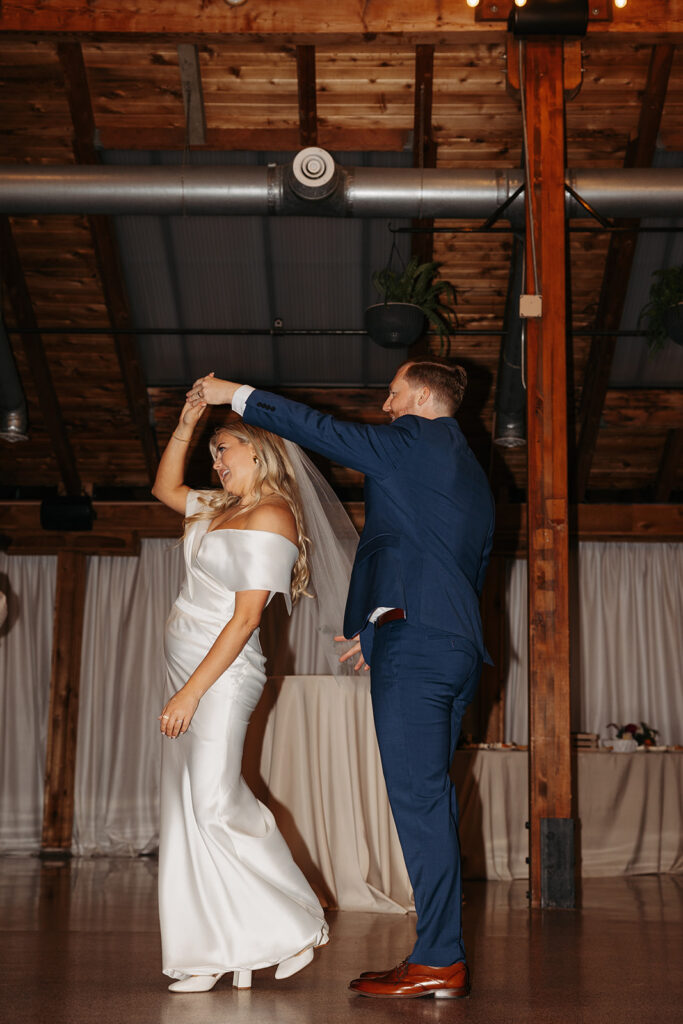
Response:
[335,634,369,672]
[178,398,206,430]
[159,688,199,738]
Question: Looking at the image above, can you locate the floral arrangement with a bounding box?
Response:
[606,721,659,747]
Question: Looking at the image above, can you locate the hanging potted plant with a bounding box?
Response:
[637,264,683,350]
[365,255,458,351]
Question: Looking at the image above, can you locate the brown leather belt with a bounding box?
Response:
[375,608,406,629]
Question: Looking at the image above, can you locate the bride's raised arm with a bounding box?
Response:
[151,399,207,514]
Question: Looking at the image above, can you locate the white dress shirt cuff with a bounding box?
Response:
[369,607,393,623]
[231,384,255,416]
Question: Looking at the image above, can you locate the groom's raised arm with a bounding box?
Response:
[187,374,415,478]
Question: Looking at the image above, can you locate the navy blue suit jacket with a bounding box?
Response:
[243,389,495,663]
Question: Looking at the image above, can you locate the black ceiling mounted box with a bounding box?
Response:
[40,496,95,532]
[508,0,589,37]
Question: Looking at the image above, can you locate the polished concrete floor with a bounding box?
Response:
[1,857,681,1024]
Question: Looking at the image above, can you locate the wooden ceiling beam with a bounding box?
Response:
[95,126,410,152]
[654,429,683,502]
[3,502,681,557]
[57,41,159,484]
[602,388,683,429]
[296,44,317,148]
[0,217,82,496]
[177,43,207,147]
[575,43,675,502]
[0,1,680,38]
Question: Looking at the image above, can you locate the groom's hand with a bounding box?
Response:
[335,634,369,672]
[187,372,241,407]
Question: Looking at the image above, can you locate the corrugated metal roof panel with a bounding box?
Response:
[613,149,683,388]
[105,148,415,388]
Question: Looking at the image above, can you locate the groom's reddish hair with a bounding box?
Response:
[400,360,467,416]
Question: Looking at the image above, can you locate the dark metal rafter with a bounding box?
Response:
[409,44,437,361]
[0,217,82,496]
[57,41,159,484]
[411,44,436,267]
[575,43,676,501]
[655,429,683,502]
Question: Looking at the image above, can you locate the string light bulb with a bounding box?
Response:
[465,0,480,7]
[514,0,527,6]
[614,0,627,7]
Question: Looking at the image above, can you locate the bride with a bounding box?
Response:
[151,395,335,993]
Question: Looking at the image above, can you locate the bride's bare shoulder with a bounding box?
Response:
[246,497,297,546]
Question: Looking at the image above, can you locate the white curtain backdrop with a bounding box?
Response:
[73,540,185,855]
[505,542,683,746]
[1,539,681,876]
[0,552,56,852]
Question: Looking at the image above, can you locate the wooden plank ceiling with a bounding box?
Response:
[0,1,682,553]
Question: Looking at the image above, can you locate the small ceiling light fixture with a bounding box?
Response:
[515,0,528,7]
[614,0,628,7]
[465,0,480,8]
[223,0,248,6]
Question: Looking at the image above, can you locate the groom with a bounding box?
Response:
[189,361,495,999]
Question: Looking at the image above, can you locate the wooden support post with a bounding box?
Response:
[521,39,573,908]
[41,551,88,853]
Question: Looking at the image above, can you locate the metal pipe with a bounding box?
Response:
[1,156,683,219]
[0,315,28,442]
[493,234,527,448]
[563,168,683,220]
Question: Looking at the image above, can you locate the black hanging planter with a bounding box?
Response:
[663,303,683,346]
[364,302,425,349]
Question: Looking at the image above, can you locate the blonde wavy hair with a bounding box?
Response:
[183,422,310,602]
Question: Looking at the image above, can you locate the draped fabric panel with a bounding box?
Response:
[504,543,683,747]
[243,675,413,912]
[73,540,185,855]
[1,540,681,891]
[0,553,56,852]
[453,749,683,880]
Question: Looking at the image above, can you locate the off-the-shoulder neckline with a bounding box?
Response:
[203,526,298,551]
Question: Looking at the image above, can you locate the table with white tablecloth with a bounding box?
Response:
[242,676,683,910]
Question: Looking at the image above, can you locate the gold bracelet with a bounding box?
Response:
[172,433,191,443]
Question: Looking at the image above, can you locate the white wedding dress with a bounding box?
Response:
[159,490,329,980]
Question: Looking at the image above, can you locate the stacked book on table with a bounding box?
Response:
[571,732,599,750]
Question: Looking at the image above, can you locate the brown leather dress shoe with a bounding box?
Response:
[358,959,407,980]
[349,960,470,999]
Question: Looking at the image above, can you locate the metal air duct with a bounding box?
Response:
[494,234,527,448]
[1,156,683,220]
[0,315,28,443]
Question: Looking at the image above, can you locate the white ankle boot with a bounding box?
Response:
[274,946,314,980]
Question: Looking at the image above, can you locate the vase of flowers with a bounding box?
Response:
[603,721,659,752]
